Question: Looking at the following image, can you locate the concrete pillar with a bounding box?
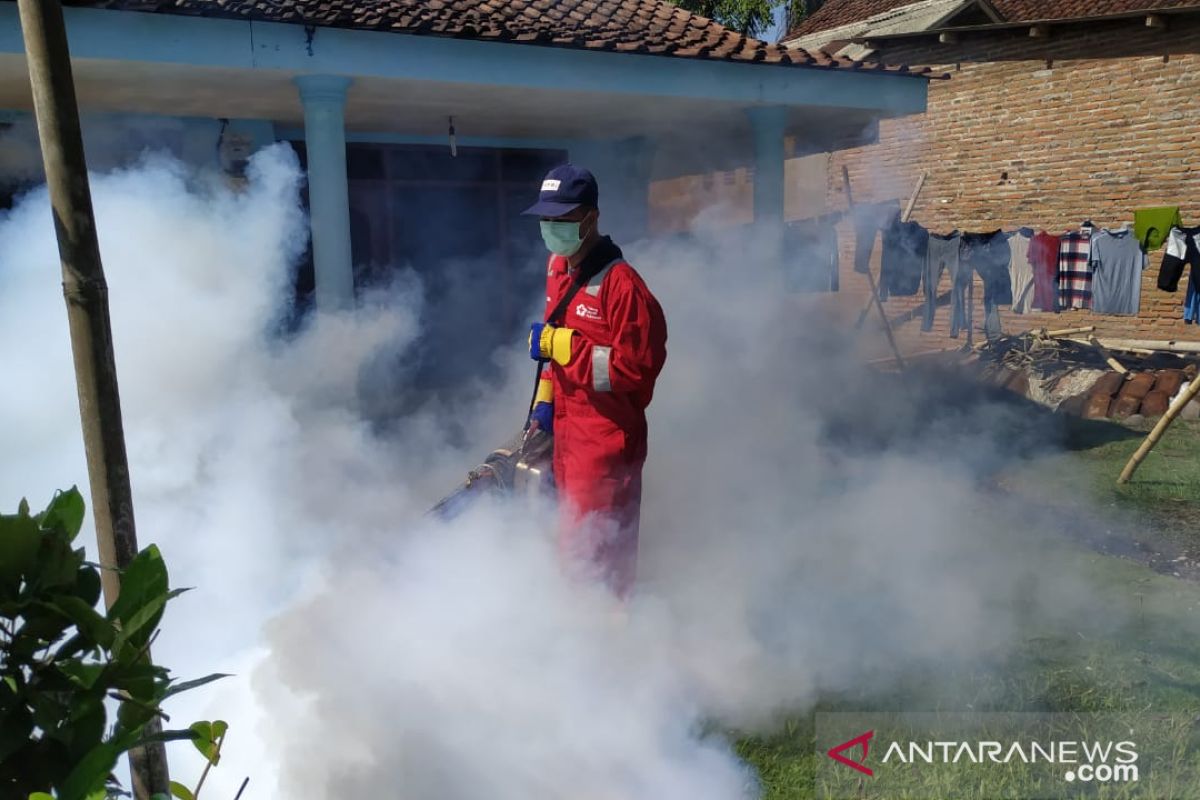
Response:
[295,75,354,310]
[747,105,788,227]
[747,105,788,269]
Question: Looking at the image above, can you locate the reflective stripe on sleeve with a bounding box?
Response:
[592,346,612,392]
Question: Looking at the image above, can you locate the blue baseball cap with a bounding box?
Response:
[522,164,598,217]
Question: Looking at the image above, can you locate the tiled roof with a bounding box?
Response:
[790,0,916,37]
[993,0,1200,20]
[63,0,925,74]
[788,0,1200,39]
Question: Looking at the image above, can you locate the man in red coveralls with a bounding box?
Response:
[522,165,667,598]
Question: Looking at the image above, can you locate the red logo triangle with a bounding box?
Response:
[826,730,875,777]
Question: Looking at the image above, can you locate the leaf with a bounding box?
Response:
[107,545,168,628]
[0,512,41,598]
[39,488,86,541]
[111,589,184,661]
[58,696,108,763]
[57,660,107,691]
[162,673,231,700]
[28,793,55,800]
[189,719,228,764]
[109,662,168,701]
[169,781,196,800]
[16,603,74,647]
[114,691,162,732]
[0,704,34,763]
[31,534,83,592]
[127,588,189,659]
[58,740,120,800]
[74,566,102,608]
[47,596,115,649]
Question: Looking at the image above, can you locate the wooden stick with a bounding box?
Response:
[1076,337,1200,354]
[17,0,170,795]
[900,171,928,223]
[1118,371,1200,484]
[1037,325,1095,338]
[845,166,906,370]
[1087,335,1129,374]
[866,346,962,366]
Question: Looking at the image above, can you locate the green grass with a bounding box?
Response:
[736,420,1200,799]
[1065,418,1200,504]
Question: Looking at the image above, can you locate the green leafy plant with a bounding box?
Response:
[669,0,814,38]
[0,488,228,800]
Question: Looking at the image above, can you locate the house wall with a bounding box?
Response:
[827,14,1200,349]
[0,111,272,196]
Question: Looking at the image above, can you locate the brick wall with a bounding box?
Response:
[829,14,1200,352]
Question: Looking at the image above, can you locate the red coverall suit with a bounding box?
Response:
[541,242,667,597]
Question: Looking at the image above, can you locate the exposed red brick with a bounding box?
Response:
[1059,391,1089,416]
[1110,393,1143,418]
[1153,369,1186,397]
[1140,390,1171,417]
[1117,372,1157,402]
[1084,391,1115,418]
[822,15,1200,354]
[1091,371,1126,399]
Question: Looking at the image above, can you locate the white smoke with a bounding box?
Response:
[0,145,1108,799]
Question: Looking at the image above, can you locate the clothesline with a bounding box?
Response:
[785,204,1198,330]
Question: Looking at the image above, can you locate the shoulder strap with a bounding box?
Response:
[545,254,620,326]
[546,269,591,327]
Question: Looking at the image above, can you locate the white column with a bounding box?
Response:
[295,75,355,310]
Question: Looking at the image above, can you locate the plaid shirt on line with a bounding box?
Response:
[1058,230,1093,310]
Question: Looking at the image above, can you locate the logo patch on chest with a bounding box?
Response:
[575,302,602,322]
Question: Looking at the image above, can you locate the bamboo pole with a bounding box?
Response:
[1036,325,1095,339]
[15,0,170,795]
[1064,337,1200,354]
[900,171,928,223]
[1087,336,1129,375]
[845,167,906,370]
[1117,372,1200,484]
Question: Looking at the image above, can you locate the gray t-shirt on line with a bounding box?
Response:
[1090,228,1147,315]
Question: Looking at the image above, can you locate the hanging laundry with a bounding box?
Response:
[1008,228,1035,314]
[851,200,901,275]
[1029,231,1060,312]
[923,231,961,332]
[1090,226,1147,315]
[1159,225,1200,292]
[1186,277,1199,324]
[880,217,928,299]
[1134,206,1181,251]
[960,230,1012,340]
[1058,226,1094,310]
[783,217,840,293]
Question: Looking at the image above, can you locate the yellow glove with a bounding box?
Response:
[528,323,576,366]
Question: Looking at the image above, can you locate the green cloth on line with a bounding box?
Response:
[1134,206,1182,251]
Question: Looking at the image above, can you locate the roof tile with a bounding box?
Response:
[63,0,924,74]
[788,0,1200,39]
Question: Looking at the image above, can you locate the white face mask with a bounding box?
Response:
[539,220,584,256]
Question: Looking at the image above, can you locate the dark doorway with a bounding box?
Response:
[288,141,567,425]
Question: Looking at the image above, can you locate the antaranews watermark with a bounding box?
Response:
[815,712,1196,799]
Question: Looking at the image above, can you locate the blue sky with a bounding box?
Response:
[765,4,788,42]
